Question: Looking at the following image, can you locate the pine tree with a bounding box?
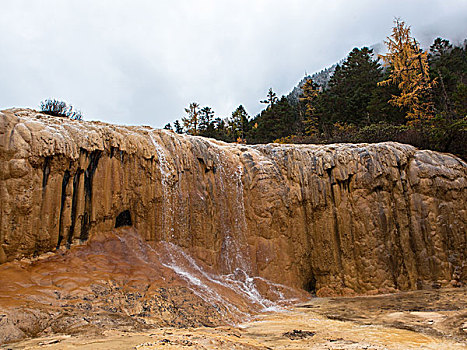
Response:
[299,78,321,135]
[378,19,436,125]
[309,47,383,139]
[212,117,232,142]
[453,83,467,116]
[199,106,215,132]
[230,105,250,141]
[250,96,295,143]
[367,69,406,125]
[429,37,467,118]
[260,88,279,108]
[173,120,183,134]
[181,102,200,135]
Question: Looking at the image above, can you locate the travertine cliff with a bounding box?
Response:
[1,108,466,296]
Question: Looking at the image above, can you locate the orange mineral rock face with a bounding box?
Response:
[0,107,466,300]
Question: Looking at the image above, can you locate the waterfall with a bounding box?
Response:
[213,148,251,275]
[144,133,290,313]
[147,130,177,241]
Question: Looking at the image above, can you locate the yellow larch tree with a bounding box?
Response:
[378,19,436,125]
[300,78,321,135]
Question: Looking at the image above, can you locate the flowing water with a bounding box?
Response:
[145,132,288,315]
[147,130,177,241]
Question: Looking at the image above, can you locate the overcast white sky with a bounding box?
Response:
[1,0,466,127]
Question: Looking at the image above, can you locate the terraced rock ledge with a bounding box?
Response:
[0,108,466,346]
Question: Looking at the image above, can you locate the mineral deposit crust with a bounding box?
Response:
[1,108,466,296]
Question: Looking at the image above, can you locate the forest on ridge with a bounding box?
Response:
[166,20,467,159]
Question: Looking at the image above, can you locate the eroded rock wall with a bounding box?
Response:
[1,108,466,295]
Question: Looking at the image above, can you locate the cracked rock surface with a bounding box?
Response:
[1,108,466,296]
[1,108,466,346]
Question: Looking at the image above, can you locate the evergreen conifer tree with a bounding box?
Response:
[173,120,183,134]
[230,105,250,141]
[182,102,200,135]
[317,47,382,128]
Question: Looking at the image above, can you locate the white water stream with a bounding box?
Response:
[145,131,293,316]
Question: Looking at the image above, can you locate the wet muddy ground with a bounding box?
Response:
[300,288,467,342]
[4,288,466,350]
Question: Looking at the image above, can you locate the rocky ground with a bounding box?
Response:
[300,288,467,342]
[0,227,465,349]
[3,288,466,349]
[0,228,305,345]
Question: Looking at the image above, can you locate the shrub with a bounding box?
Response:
[328,122,358,143]
[426,116,467,158]
[353,122,407,143]
[278,120,466,160]
[40,99,83,120]
[353,120,466,160]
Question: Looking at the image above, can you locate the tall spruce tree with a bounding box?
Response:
[367,68,407,125]
[429,37,467,118]
[198,106,216,138]
[250,96,296,143]
[199,106,215,131]
[230,105,250,141]
[317,47,382,130]
[260,88,279,108]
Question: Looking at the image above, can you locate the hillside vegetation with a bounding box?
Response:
[167,20,466,159]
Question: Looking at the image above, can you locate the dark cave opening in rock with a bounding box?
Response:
[115,210,132,228]
[305,274,317,294]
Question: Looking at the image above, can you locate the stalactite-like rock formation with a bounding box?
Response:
[1,108,466,296]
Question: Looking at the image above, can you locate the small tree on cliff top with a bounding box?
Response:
[378,19,436,125]
[182,102,200,135]
[40,99,83,120]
